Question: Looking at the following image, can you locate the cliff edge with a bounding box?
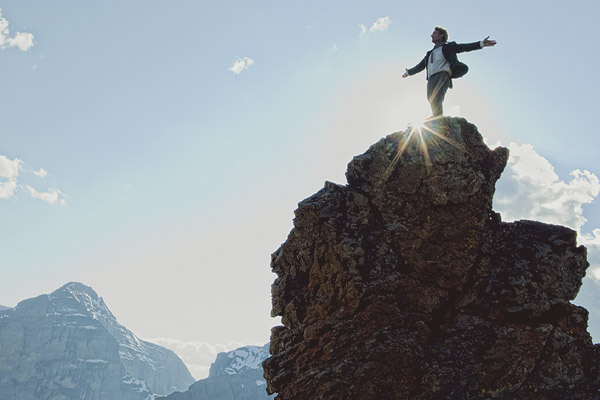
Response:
[263,118,600,399]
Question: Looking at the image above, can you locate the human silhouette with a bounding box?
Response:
[402,26,497,117]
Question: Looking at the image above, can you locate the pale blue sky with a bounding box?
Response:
[2,1,600,378]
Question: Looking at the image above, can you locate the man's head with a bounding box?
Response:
[431,26,448,44]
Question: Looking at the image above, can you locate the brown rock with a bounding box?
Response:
[263,118,600,399]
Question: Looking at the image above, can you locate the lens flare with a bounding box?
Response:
[384,117,465,179]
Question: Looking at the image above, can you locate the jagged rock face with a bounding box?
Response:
[263,118,600,399]
[164,344,273,400]
[0,282,195,400]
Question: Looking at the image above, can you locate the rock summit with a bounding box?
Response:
[263,118,600,399]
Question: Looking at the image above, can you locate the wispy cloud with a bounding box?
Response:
[145,338,251,379]
[494,142,600,277]
[0,9,35,51]
[33,168,47,178]
[360,16,391,36]
[228,57,254,74]
[0,155,23,199]
[0,154,67,204]
[25,186,67,205]
[370,16,391,32]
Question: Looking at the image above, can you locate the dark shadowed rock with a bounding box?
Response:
[263,118,600,399]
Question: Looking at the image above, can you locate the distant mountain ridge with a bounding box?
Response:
[209,344,270,377]
[164,343,273,400]
[0,282,195,400]
[0,305,10,311]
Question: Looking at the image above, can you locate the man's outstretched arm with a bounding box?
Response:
[455,36,497,53]
[402,56,427,78]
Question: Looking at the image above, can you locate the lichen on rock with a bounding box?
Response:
[263,118,600,399]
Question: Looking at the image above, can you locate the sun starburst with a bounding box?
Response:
[384,117,465,179]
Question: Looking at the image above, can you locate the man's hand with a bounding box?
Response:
[402,72,409,78]
[483,36,497,47]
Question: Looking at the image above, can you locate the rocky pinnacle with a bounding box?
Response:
[263,118,600,399]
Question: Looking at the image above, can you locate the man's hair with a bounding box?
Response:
[434,26,449,41]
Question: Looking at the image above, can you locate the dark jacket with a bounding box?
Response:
[407,41,482,80]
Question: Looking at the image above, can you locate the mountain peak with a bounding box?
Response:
[0,282,194,399]
[58,281,99,298]
[49,281,115,323]
[165,343,273,400]
[209,343,270,377]
[264,118,599,399]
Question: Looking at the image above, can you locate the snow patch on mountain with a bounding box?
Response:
[0,282,194,399]
[224,348,267,375]
[209,343,270,377]
[162,343,273,400]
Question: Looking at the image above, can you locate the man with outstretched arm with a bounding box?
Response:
[402,26,496,117]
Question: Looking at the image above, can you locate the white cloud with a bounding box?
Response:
[493,142,600,278]
[330,44,338,52]
[228,57,254,74]
[33,168,47,178]
[369,16,391,33]
[7,31,34,51]
[0,155,23,199]
[0,9,35,51]
[25,185,67,205]
[494,143,600,231]
[145,338,251,379]
[360,17,391,35]
[0,154,67,204]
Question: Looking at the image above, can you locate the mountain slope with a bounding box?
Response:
[0,282,195,400]
[165,344,273,400]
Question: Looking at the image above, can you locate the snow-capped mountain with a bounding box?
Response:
[209,344,270,377]
[0,282,195,400]
[164,343,273,400]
